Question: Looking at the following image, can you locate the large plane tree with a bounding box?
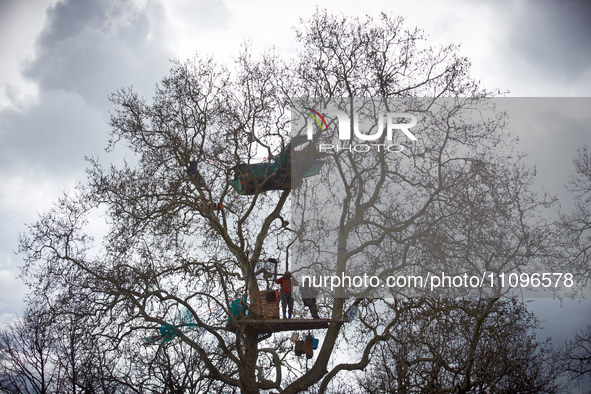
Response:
[17,11,559,393]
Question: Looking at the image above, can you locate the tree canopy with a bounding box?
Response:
[10,10,568,394]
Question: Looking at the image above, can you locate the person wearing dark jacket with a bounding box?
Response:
[275,271,298,319]
[299,283,321,319]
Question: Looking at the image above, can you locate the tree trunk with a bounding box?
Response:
[239,333,260,393]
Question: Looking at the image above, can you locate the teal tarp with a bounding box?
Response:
[231,138,323,195]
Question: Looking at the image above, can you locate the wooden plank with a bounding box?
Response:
[231,318,347,335]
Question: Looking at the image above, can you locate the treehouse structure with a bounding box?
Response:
[226,258,349,335]
[230,136,324,195]
[176,135,343,352]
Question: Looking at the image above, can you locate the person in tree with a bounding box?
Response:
[275,271,298,319]
[299,282,320,319]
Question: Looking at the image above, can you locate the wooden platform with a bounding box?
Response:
[231,318,347,335]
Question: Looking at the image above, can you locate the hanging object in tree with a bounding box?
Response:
[145,320,200,344]
[294,333,316,358]
[294,339,305,356]
[347,305,360,321]
[203,200,224,211]
[255,257,279,290]
[305,334,319,350]
[144,308,201,344]
[228,297,248,323]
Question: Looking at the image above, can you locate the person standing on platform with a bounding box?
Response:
[300,282,321,319]
[275,271,298,319]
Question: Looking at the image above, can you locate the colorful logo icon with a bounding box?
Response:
[304,107,329,135]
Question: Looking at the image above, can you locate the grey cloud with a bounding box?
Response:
[0,0,22,34]
[0,0,176,179]
[0,90,108,176]
[504,0,591,82]
[501,99,591,197]
[23,0,174,107]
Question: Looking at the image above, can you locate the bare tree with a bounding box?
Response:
[556,146,591,393]
[52,311,129,394]
[560,145,591,291]
[20,45,297,393]
[0,303,60,393]
[559,324,591,393]
[0,297,135,394]
[355,299,559,393]
[17,10,559,393]
[287,11,556,394]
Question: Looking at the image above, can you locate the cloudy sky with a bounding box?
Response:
[1,0,590,342]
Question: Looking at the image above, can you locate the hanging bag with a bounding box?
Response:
[304,334,314,359]
[294,340,305,356]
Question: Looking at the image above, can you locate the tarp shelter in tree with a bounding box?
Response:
[231,136,324,195]
[157,321,200,343]
[144,311,204,344]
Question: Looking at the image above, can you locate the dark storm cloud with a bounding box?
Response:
[504,0,591,82]
[501,98,591,209]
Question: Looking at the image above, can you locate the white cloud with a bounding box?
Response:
[0,0,54,109]
[0,268,28,318]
